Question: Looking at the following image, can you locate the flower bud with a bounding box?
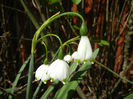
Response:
[72,51,78,61]
[64,55,72,63]
[80,22,88,36]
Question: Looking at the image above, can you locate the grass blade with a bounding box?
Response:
[26,53,34,99]
[40,81,58,99]
[32,81,42,99]
[8,54,32,99]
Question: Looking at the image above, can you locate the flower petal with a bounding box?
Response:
[77,36,93,63]
[48,59,69,83]
[72,51,78,60]
[64,55,72,63]
[35,64,50,84]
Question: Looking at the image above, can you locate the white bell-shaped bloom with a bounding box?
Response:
[77,36,92,63]
[64,55,72,63]
[48,59,69,84]
[35,64,50,84]
[72,51,78,61]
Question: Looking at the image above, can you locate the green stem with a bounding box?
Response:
[41,41,48,64]
[39,35,80,58]
[59,1,78,36]
[31,12,60,54]
[51,48,60,62]
[62,36,80,55]
[37,34,63,47]
[93,59,133,84]
[32,12,85,53]
[65,44,71,55]
[63,36,80,46]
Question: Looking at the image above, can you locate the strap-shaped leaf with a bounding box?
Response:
[91,48,99,59]
[41,81,59,99]
[69,61,78,76]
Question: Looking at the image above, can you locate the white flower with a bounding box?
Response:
[35,64,50,84]
[77,36,92,63]
[64,55,72,63]
[72,51,78,61]
[48,59,69,84]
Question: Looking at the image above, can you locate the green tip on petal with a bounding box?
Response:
[77,59,80,64]
[90,58,94,64]
[58,48,64,59]
[44,80,47,84]
[50,78,54,82]
[84,59,88,62]
[62,78,66,84]
[35,77,37,81]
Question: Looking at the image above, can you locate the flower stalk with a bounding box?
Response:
[31,12,87,54]
[27,11,87,99]
[41,41,48,64]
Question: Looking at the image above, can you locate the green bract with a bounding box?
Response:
[58,48,64,59]
[80,22,88,36]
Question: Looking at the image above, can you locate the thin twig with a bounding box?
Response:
[93,59,133,84]
[77,86,87,99]
[19,0,40,29]
[0,3,25,13]
[115,0,128,34]
[111,61,133,93]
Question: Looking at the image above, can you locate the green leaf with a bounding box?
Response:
[26,54,34,99]
[69,61,78,76]
[32,81,42,99]
[98,40,109,46]
[40,81,59,99]
[124,93,133,99]
[91,48,99,59]
[73,25,80,30]
[54,81,78,99]
[72,0,81,5]
[9,54,32,99]
[77,61,92,73]
[58,48,64,59]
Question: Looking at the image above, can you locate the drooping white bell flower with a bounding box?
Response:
[72,51,78,61]
[48,59,69,84]
[35,64,50,84]
[77,36,92,63]
[64,55,72,63]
